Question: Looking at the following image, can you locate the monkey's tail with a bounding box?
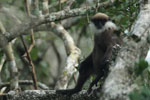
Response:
[56,88,81,95]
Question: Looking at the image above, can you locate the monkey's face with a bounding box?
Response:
[90,13,109,29]
[89,13,117,34]
[91,18,107,29]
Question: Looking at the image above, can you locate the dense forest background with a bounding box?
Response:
[0,0,150,100]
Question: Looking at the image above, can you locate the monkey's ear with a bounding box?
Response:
[108,18,115,23]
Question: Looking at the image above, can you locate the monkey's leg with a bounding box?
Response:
[87,65,109,94]
[56,73,90,95]
[98,69,109,90]
[56,54,93,95]
[87,73,102,94]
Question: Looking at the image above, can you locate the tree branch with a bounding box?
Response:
[0,80,49,90]
[0,21,19,90]
[0,0,116,48]
[6,90,96,100]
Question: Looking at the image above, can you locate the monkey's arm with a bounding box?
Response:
[103,45,113,63]
[56,54,93,95]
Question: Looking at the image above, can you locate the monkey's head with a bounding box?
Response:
[90,13,117,34]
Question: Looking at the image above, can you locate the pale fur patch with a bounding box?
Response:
[105,21,117,31]
[89,21,117,35]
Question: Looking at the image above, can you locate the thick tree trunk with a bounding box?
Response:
[100,0,150,100]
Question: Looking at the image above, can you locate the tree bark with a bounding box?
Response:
[6,90,97,100]
[100,0,150,100]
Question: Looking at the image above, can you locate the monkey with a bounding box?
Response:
[56,13,121,95]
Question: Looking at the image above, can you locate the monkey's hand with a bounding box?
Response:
[101,58,111,66]
[87,86,92,94]
[105,59,110,63]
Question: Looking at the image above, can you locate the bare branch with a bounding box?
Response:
[0,80,49,90]
[65,0,75,9]
[20,36,38,89]
[41,0,80,89]
[0,21,19,90]
[0,55,6,73]
[23,0,35,57]
[0,0,116,49]
[49,22,81,89]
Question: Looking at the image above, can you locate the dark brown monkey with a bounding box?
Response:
[56,13,121,95]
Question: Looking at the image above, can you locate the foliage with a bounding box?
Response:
[133,59,149,76]
[129,59,150,100]
[104,0,140,34]
[132,59,150,86]
[129,86,150,100]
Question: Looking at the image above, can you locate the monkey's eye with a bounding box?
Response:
[100,19,106,25]
[91,19,107,29]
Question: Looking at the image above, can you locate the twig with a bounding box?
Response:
[0,55,6,91]
[45,0,79,88]
[20,36,38,89]
[49,0,67,10]
[33,0,39,15]
[49,22,81,89]
[23,0,35,57]
[0,0,116,49]
[0,87,7,95]
[65,0,75,9]
[59,0,62,10]
[86,0,90,24]
[0,55,6,73]
[42,0,63,88]
[95,0,100,13]
[42,0,49,15]
[0,80,49,90]
[0,93,7,97]
[48,2,59,10]
[0,21,19,90]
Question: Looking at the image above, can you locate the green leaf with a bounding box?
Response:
[129,86,150,100]
[30,47,38,61]
[134,59,148,76]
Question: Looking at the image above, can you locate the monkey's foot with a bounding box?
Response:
[87,87,93,94]
[87,88,100,97]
